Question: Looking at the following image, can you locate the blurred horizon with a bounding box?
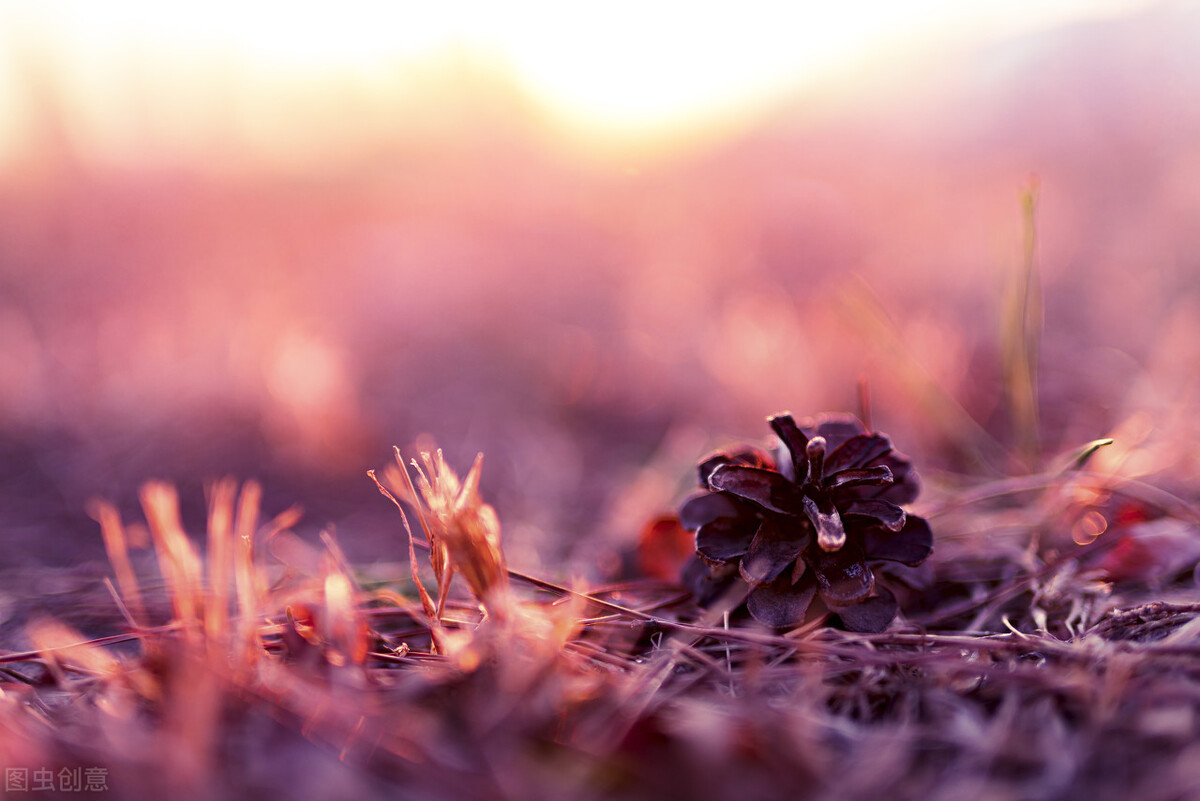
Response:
[2,1,1199,578]
[0,0,1165,165]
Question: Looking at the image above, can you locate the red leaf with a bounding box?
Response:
[637,515,696,582]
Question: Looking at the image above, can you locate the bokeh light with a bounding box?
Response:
[1,0,1197,574]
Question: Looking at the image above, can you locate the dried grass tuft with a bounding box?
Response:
[0,440,1198,800]
[380,447,510,623]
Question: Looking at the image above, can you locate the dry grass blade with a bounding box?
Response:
[89,499,147,628]
[140,482,204,634]
[840,276,1011,471]
[1,425,1198,801]
[384,448,511,623]
[368,468,440,624]
[26,618,120,679]
[233,481,267,667]
[1066,438,1115,472]
[1003,179,1044,468]
[380,446,455,619]
[205,478,237,644]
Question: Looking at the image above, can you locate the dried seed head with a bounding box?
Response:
[394,449,511,621]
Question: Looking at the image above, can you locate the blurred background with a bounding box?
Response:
[2,0,1199,579]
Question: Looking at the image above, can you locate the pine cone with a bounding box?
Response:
[680,413,933,632]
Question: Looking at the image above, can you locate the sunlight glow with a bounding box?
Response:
[0,0,1156,162]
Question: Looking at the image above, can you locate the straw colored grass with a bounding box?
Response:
[0,434,1198,800]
